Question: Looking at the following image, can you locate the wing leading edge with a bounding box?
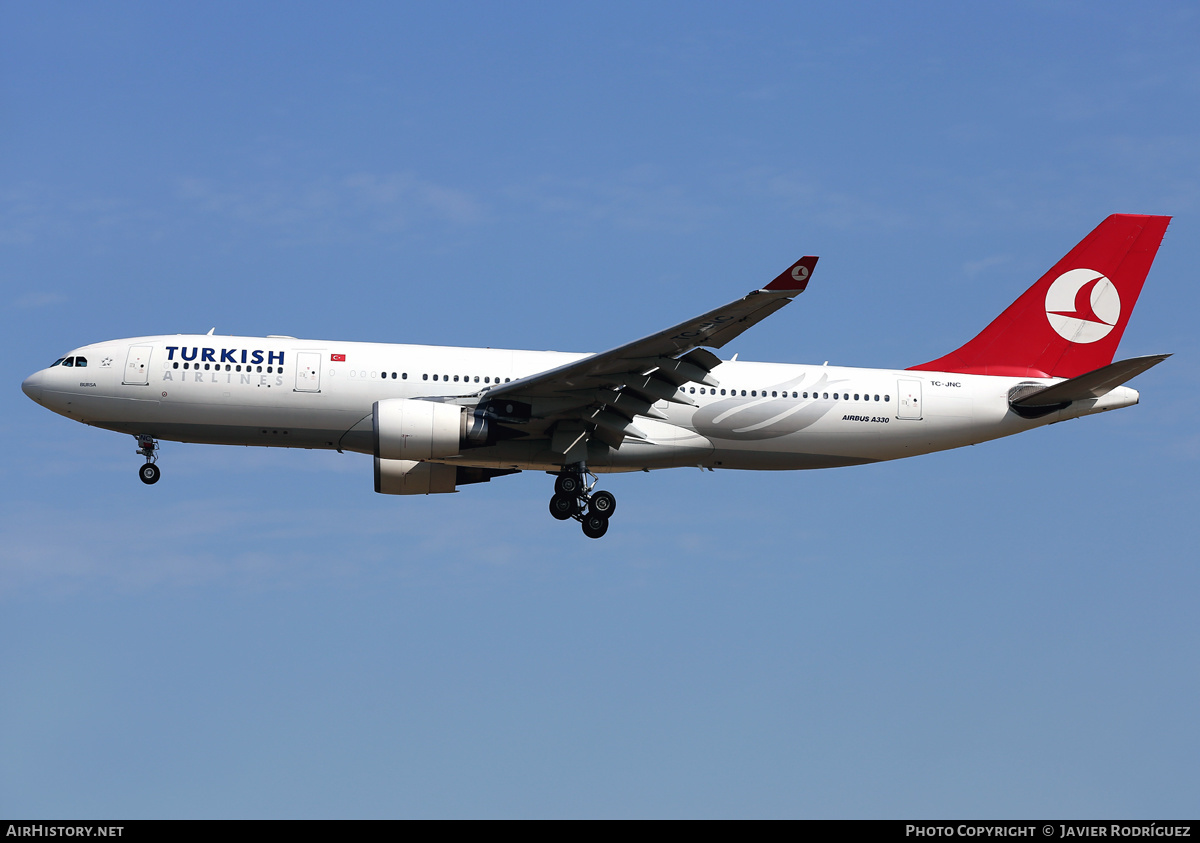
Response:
[480,256,817,452]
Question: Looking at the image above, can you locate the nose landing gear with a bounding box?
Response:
[136,435,160,485]
[549,465,616,539]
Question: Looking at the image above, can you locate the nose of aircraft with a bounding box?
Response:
[21,370,45,404]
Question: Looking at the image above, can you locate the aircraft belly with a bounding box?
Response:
[43,389,159,423]
[444,434,714,473]
[704,447,877,470]
[77,377,374,450]
[90,420,348,449]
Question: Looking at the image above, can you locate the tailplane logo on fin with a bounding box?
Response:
[1045,268,1120,344]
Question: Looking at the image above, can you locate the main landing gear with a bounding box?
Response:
[549,466,617,539]
[135,434,160,485]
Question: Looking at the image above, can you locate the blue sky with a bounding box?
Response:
[2,2,1198,818]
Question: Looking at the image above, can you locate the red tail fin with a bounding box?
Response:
[909,214,1170,378]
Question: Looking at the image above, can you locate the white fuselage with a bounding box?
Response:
[22,334,1139,474]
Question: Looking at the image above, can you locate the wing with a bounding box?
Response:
[479,256,818,453]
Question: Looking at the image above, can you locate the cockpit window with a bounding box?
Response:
[74,357,87,367]
[50,358,65,368]
[61,357,75,368]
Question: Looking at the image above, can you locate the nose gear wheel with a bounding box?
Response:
[135,434,161,485]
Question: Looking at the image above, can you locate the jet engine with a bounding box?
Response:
[373,398,466,460]
[371,398,520,495]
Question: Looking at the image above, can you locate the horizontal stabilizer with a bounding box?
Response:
[1011,354,1171,409]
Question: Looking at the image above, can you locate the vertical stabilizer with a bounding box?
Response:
[909,214,1170,378]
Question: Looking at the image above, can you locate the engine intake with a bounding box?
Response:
[373,398,464,460]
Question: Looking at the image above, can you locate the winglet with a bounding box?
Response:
[764,256,818,292]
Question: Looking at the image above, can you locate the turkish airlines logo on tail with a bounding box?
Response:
[1045,268,1120,344]
[791,264,810,283]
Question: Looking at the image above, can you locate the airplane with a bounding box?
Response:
[21,214,1171,539]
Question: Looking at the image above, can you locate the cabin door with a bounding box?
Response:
[123,345,152,385]
[897,379,922,420]
[295,352,322,392]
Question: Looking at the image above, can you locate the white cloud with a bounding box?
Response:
[174,171,486,239]
[13,291,68,309]
[506,168,721,233]
[962,255,1010,277]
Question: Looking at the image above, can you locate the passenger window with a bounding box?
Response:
[403,373,408,379]
[433,374,439,381]
[689,387,695,393]
[741,390,746,397]
[772,391,777,397]
[423,374,429,380]
[823,392,829,399]
[173,362,179,369]
[720,389,726,395]
[453,375,459,382]
[854,393,859,400]
[874,394,880,401]
[885,395,890,402]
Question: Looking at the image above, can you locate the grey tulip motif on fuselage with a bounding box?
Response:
[690,371,846,441]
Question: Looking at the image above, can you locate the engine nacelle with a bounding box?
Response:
[373,398,464,460]
[374,457,458,495]
[371,399,522,495]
